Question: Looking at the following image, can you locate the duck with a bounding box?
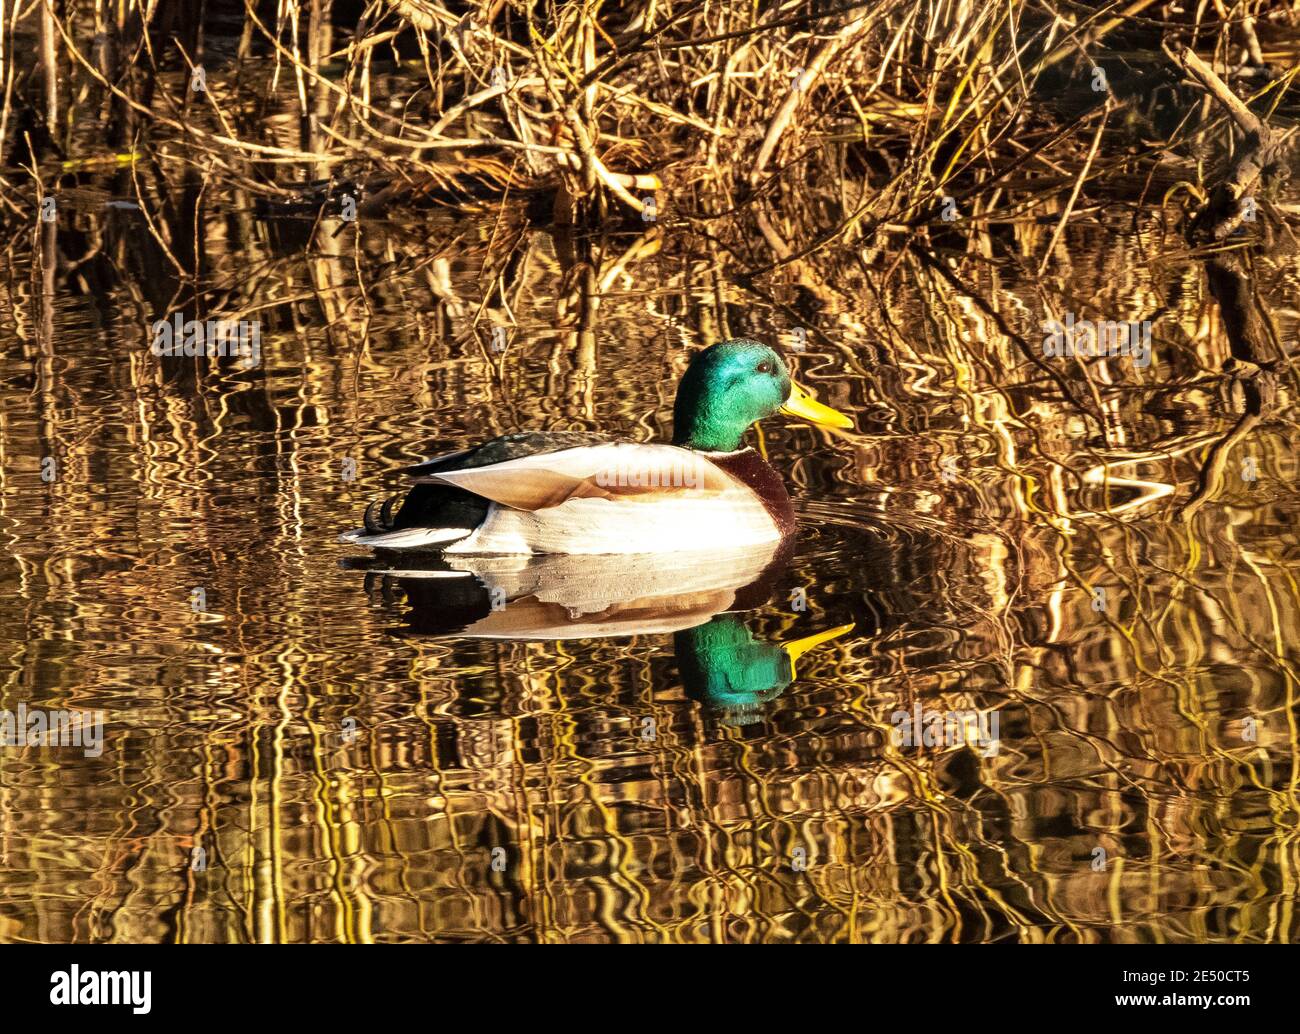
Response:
[339,338,852,555]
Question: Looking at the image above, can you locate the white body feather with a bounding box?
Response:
[445,494,777,554]
[342,443,782,555]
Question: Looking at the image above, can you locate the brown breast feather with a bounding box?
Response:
[708,449,797,538]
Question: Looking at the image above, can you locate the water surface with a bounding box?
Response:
[1,187,1298,942]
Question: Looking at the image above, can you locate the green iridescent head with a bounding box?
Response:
[672,339,852,452]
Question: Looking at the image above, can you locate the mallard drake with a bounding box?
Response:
[339,339,852,555]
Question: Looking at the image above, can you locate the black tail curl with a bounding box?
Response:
[363,494,400,534]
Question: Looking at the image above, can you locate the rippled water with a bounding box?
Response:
[2,189,1298,942]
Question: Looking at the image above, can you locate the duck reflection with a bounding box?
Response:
[348,541,852,723]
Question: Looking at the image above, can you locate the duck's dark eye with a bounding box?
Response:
[755,361,773,374]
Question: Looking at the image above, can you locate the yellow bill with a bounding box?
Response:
[780,380,853,430]
[784,622,855,679]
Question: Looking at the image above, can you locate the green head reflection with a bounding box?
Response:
[676,614,853,723]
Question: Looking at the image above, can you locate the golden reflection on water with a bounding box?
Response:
[0,201,1298,943]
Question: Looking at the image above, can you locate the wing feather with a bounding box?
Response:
[413,444,736,511]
